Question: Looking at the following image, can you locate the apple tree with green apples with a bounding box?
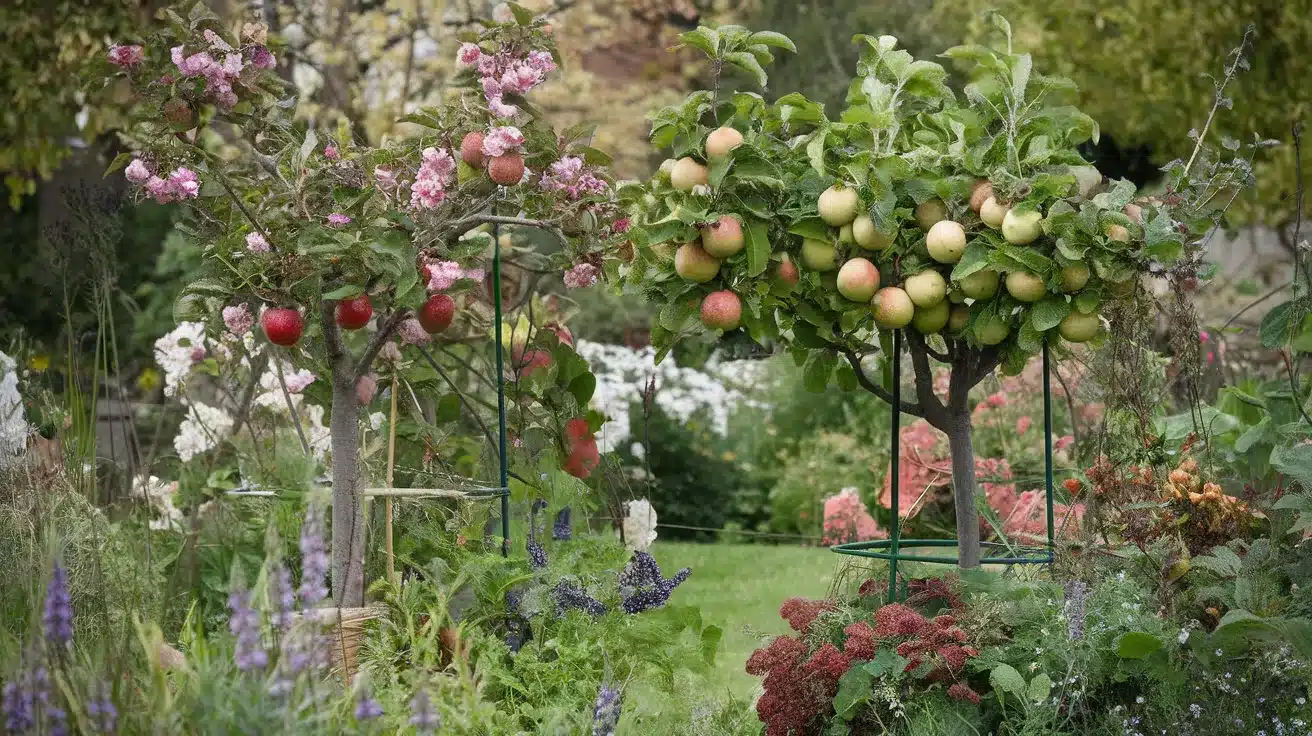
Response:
[611,19,1244,567]
[97,2,625,605]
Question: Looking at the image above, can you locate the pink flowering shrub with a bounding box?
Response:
[821,488,885,545]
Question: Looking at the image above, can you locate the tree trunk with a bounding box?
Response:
[944,410,981,568]
[330,367,365,607]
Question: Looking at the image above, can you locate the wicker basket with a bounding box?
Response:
[294,606,386,682]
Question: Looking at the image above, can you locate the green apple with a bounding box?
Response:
[1005,271,1047,302]
[957,269,1000,300]
[801,238,837,271]
[904,269,948,307]
[912,301,951,334]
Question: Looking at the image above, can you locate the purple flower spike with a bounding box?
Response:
[591,682,622,736]
[43,562,74,647]
[227,587,268,672]
[298,504,329,607]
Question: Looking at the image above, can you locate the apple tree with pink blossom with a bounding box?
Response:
[97,2,626,606]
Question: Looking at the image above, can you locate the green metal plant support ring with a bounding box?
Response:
[832,330,1057,602]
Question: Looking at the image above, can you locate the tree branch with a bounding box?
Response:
[905,332,948,426]
[321,301,348,366]
[355,309,410,379]
[448,213,569,247]
[228,350,270,439]
[922,339,951,364]
[841,348,925,418]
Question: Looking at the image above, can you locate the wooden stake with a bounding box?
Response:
[385,372,398,584]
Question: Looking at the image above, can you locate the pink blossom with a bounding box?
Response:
[398,318,431,346]
[108,44,144,68]
[222,304,254,335]
[124,159,152,184]
[499,63,543,95]
[324,144,339,160]
[327,213,352,227]
[1207,351,1216,364]
[355,374,378,405]
[822,488,884,545]
[540,156,609,199]
[374,166,398,190]
[410,147,457,210]
[167,168,200,200]
[378,341,403,363]
[248,45,276,69]
[425,261,465,291]
[283,369,316,393]
[172,46,216,77]
[457,43,483,66]
[245,231,270,253]
[482,127,525,158]
[525,50,556,74]
[145,176,173,203]
[487,96,520,118]
[612,217,631,233]
[985,392,1007,408]
[1199,330,1210,343]
[1015,416,1032,435]
[1054,434,1075,451]
[563,263,600,289]
[476,54,501,78]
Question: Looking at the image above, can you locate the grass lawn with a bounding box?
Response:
[623,541,841,729]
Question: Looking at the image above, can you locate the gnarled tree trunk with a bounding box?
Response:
[330,367,365,607]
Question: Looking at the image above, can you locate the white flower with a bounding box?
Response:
[369,412,385,431]
[619,498,658,552]
[0,351,29,468]
[174,401,233,461]
[154,322,209,397]
[630,442,645,460]
[1178,628,1189,644]
[131,475,184,530]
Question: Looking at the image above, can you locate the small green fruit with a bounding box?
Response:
[915,198,948,231]
[975,314,1011,345]
[948,305,970,332]
[957,269,1000,300]
[1059,311,1101,342]
[1005,271,1047,303]
[926,221,967,264]
[801,239,837,271]
[852,215,894,251]
[1061,264,1090,293]
[1002,209,1043,245]
[912,301,951,335]
[904,269,947,308]
[818,185,860,226]
[872,287,915,329]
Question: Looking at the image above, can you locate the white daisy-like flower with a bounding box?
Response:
[619,498,658,552]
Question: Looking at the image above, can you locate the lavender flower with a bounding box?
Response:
[3,678,34,733]
[43,562,74,647]
[591,682,622,736]
[553,580,608,617]
[86,683,117,733]
[619,551,690,614]
[353,678,383,721]
[298,504,329,607]
[1064,579,1089,641]
[268,564,295,631]
[504,618,526,653]
[552,507,572,541]
[408,686,441,734]
[47,705,68,736]
[527,539,548,570]
[227,587,268,671]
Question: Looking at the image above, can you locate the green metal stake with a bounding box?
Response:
[492,222,511,558]
[1042,338,1055,561]
[887,329,902,603]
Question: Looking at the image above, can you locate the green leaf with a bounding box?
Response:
[788,217,831,242]
[803,352,835,393]
[725,52,768,88]
[183,277,232,298]
[1234,417,1273,453]
[680,28,720,59]
[573,146,612,167]
[567,372,596,406]
[1027,673,1052,703]
[744,220,771,277]
[833,665,873,720]
[1260,301,1299,348]
[1114,631,1163,659]
[951,242,992,281]
[658,296,699,333]
[1031,297,1070,332]
[989,663,1027,698]
[1010,53,1032,105]
[322,284,364,300]
[296,128,318,170]
[791,322,830,349]
[103,152,133,177]
[750,31,797,53]
[1157,406,1241,441]
[807,128,828,177]
[506,2,533,24]
[435,394,463,424]
[1271,442,1312,491]
[700,624,722,666]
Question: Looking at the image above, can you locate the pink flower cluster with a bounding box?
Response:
[397,318,431,346]
[481,127,525,158]
[540,156,608,200]
[410,147,457,210]
[458,43,557,118]
[222,304,254,335]
[326,213,352,227]
[562,263,600,289]
[125,159,201,204]
[169,29,275,108]
[424,260,483,291]
[245,232,270,253]
[283,369,316,394]
[108,44,144,68]
[822,488,885,545]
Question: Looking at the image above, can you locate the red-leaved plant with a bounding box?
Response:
[747,577,981,735]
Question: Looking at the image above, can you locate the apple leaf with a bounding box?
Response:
[750,31,797,53]
[744,220,771,277]
[1030,296,1070,332]
[322,284,364,300]
[951,241,991,280]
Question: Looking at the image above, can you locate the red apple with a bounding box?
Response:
[261,308,304,347]
[564,417,592,444]
[488,154,525,186]
[418,294,455,334]
[460,131,486,168]
[334,294,373,330]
